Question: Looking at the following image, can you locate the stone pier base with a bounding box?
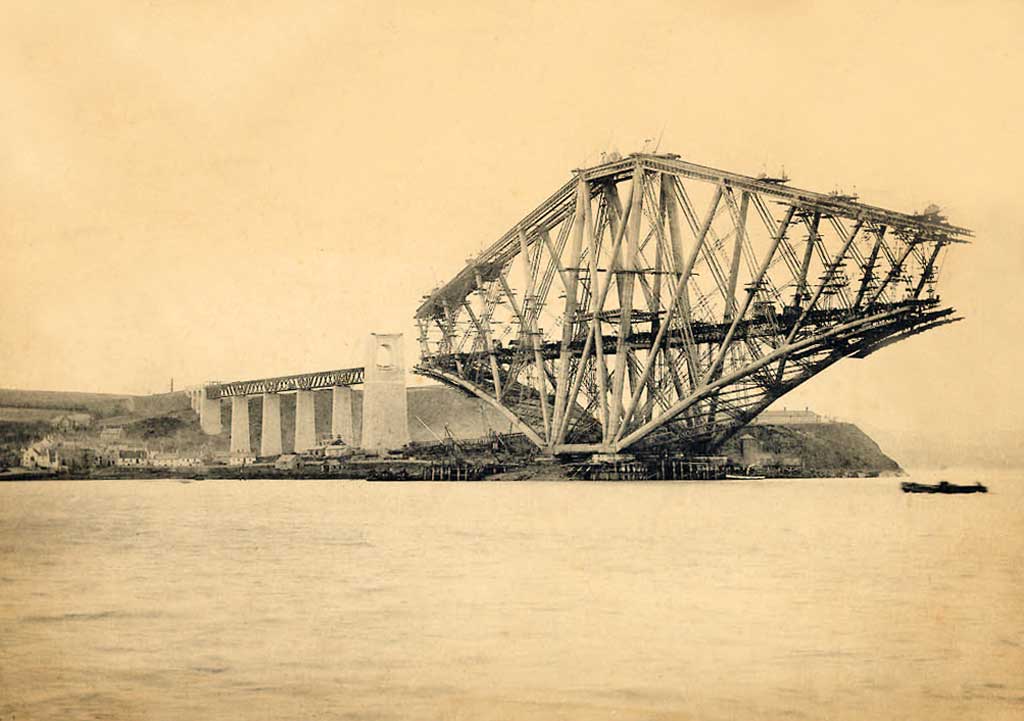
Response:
[331,386,354,444]
[199,386,221,435]
[260,393,282,457]
[230,396,251,455]
[294,389,316,453]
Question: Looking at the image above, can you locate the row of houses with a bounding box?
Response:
[20,437,202,471]
[226,437,359,469]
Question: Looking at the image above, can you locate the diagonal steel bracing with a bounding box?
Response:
[414,153,969,457]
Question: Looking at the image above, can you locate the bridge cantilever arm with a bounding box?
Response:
[631,154,973,241]
[613,306,910,452]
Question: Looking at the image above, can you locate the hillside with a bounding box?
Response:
[120,410,228,455]
[720,422,902,474]
[0,388,190,420]
[0,388,136,418]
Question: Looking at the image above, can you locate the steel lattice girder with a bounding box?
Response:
[414,153,968,456]
[209,367,365,398]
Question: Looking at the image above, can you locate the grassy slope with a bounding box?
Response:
[120,411,228,456]
[0,389,136,416]
[720,422,902,472]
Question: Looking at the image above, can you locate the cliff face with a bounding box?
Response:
[720,422,902,474]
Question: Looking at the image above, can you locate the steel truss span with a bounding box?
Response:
[210,367,364,398]
[414,153,970,456]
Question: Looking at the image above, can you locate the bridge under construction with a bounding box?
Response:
[194,151,968,464]
[414,152,969,458]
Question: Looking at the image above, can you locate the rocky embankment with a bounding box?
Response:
[719,422,902,475]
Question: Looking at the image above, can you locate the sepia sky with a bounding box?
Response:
[1,1,1022,460]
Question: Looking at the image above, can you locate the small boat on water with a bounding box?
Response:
[901,480,988,494]
[725,473,767,480]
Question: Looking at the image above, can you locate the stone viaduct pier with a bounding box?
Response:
[187,333,410,457]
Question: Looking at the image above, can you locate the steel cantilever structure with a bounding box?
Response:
[414,153,970,457]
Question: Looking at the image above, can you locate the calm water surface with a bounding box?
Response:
[1,472,1022,720]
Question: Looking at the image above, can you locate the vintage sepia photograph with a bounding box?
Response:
[1,2,1022,719]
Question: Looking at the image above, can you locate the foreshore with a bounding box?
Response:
[2,464,901,482]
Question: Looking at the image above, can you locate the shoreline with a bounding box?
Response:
[1,465,903,483]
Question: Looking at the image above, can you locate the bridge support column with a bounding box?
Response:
[331,386,354,444]
[199,386,221,435]
[230,396,251,455]
[260,393,282,457]
[294,389,316,453]
[361,333,409,452]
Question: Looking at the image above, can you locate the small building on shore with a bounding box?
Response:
[228,453,257,467]
[51,413,92,432]
[100,427,126,443]
[274,454,300,471]
[320,438,355,459]
[21,440,61,471]
[114,448,149,466]
[150,453,202,468]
